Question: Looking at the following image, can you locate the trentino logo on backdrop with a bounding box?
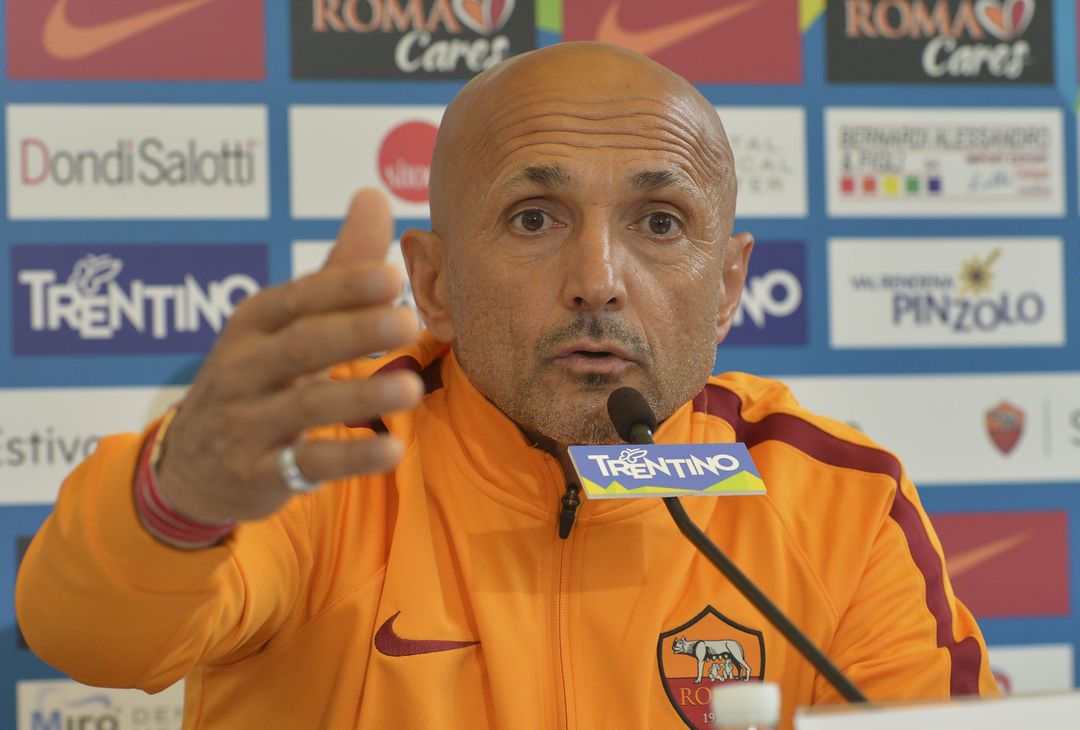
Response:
[290,0,536,79]
[11,244,267,355]
[6,104,269,220]
[563,0,801,84]
[6,0,265,80]
[826,0,1052,84]
[727,241,807,347]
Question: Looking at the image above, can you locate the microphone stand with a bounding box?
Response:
[626,422,868,704]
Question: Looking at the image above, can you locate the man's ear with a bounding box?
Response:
[715,231,754,344]
[401,228,455,343]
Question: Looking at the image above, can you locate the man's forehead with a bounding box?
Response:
[496,162,703,198]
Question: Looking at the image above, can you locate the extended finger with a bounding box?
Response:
[236,306,419,392]
[231,263,404,335]
[324,188,394,269]
[258,371,424,443]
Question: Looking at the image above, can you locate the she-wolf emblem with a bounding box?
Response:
[671,635,752,684]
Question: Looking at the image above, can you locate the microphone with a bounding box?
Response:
[606,387,868,705]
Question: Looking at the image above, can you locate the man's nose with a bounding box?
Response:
[560,218,626,311]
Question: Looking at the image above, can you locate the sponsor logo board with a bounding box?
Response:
[290,0,535,79]
[933,511,1069,618]
[988,644,1075,695]
[0,386,184,504]
[716,107,807,218]
[828,238,1064,348]
[12,244,267,355]
[825,107,1065,217]
[17,679,183,730]
[563,0,801,84]
[6,104,268,219]
[569,444,764,499]
[783,372,1080,485]
[727,241,807,347]
[292,240,415,310]
[826,0,1054,84]
[290,106,443,219]
[6,0,264,80]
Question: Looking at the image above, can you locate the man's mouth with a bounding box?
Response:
[552,341,637,375]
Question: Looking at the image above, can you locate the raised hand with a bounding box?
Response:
[154,190,423,524]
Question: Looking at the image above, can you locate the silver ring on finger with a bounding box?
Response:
[278,444,321,493]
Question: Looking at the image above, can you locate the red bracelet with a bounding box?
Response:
[133,413,236,548]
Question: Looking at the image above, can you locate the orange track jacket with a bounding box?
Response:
[17,334,999,729]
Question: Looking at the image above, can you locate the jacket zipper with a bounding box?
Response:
[552,470,578,729]
[554,504,575,730]
[558,482,580,540]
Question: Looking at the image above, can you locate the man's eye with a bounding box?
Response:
[512,209,550,233]
[641,212,680,236]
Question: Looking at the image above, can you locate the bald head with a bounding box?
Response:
[429,42,736,240]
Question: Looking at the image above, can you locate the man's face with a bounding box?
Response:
[421,48,747,445]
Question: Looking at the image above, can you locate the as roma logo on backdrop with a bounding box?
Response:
[985,400,1024,455]
[657,606,766,730]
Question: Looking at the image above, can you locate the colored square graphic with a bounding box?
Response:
[6,0,265,80]
[563,0,802,84]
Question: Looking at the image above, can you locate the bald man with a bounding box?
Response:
[17,44,998,729]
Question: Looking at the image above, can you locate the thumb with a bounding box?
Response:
[323,188,394,270]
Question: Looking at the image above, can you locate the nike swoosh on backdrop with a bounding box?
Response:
[945,532,1029,579]
[595,0,762,57]
[373,612,480,657]
[42,0,216,61]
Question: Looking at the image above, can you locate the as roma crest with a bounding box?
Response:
[986,401,1024,455]
[657,606,766,730]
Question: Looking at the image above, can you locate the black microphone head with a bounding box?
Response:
[607,387,658,442]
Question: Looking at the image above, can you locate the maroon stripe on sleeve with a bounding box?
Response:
[696,382,982,696]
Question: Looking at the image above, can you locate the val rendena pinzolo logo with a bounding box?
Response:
[838,0,1049,81]
[857,246,1047,335]
[567,443,764,500]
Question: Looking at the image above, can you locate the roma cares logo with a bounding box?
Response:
[657,606,766,730]
[6,0,264,80]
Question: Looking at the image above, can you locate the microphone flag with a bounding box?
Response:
[567,443,765,500]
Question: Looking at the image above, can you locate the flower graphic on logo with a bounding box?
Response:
[956,247,1001,297]
[67,253,123,297]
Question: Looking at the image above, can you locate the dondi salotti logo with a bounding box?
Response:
[291,0,536,80]
[12,244,267,355]
[6,105,269,220]
[18,136,259,188]
[827,0,1053,83]
[568,444,764,499]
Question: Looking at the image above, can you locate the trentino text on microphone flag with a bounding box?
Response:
[568,444,765,499]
